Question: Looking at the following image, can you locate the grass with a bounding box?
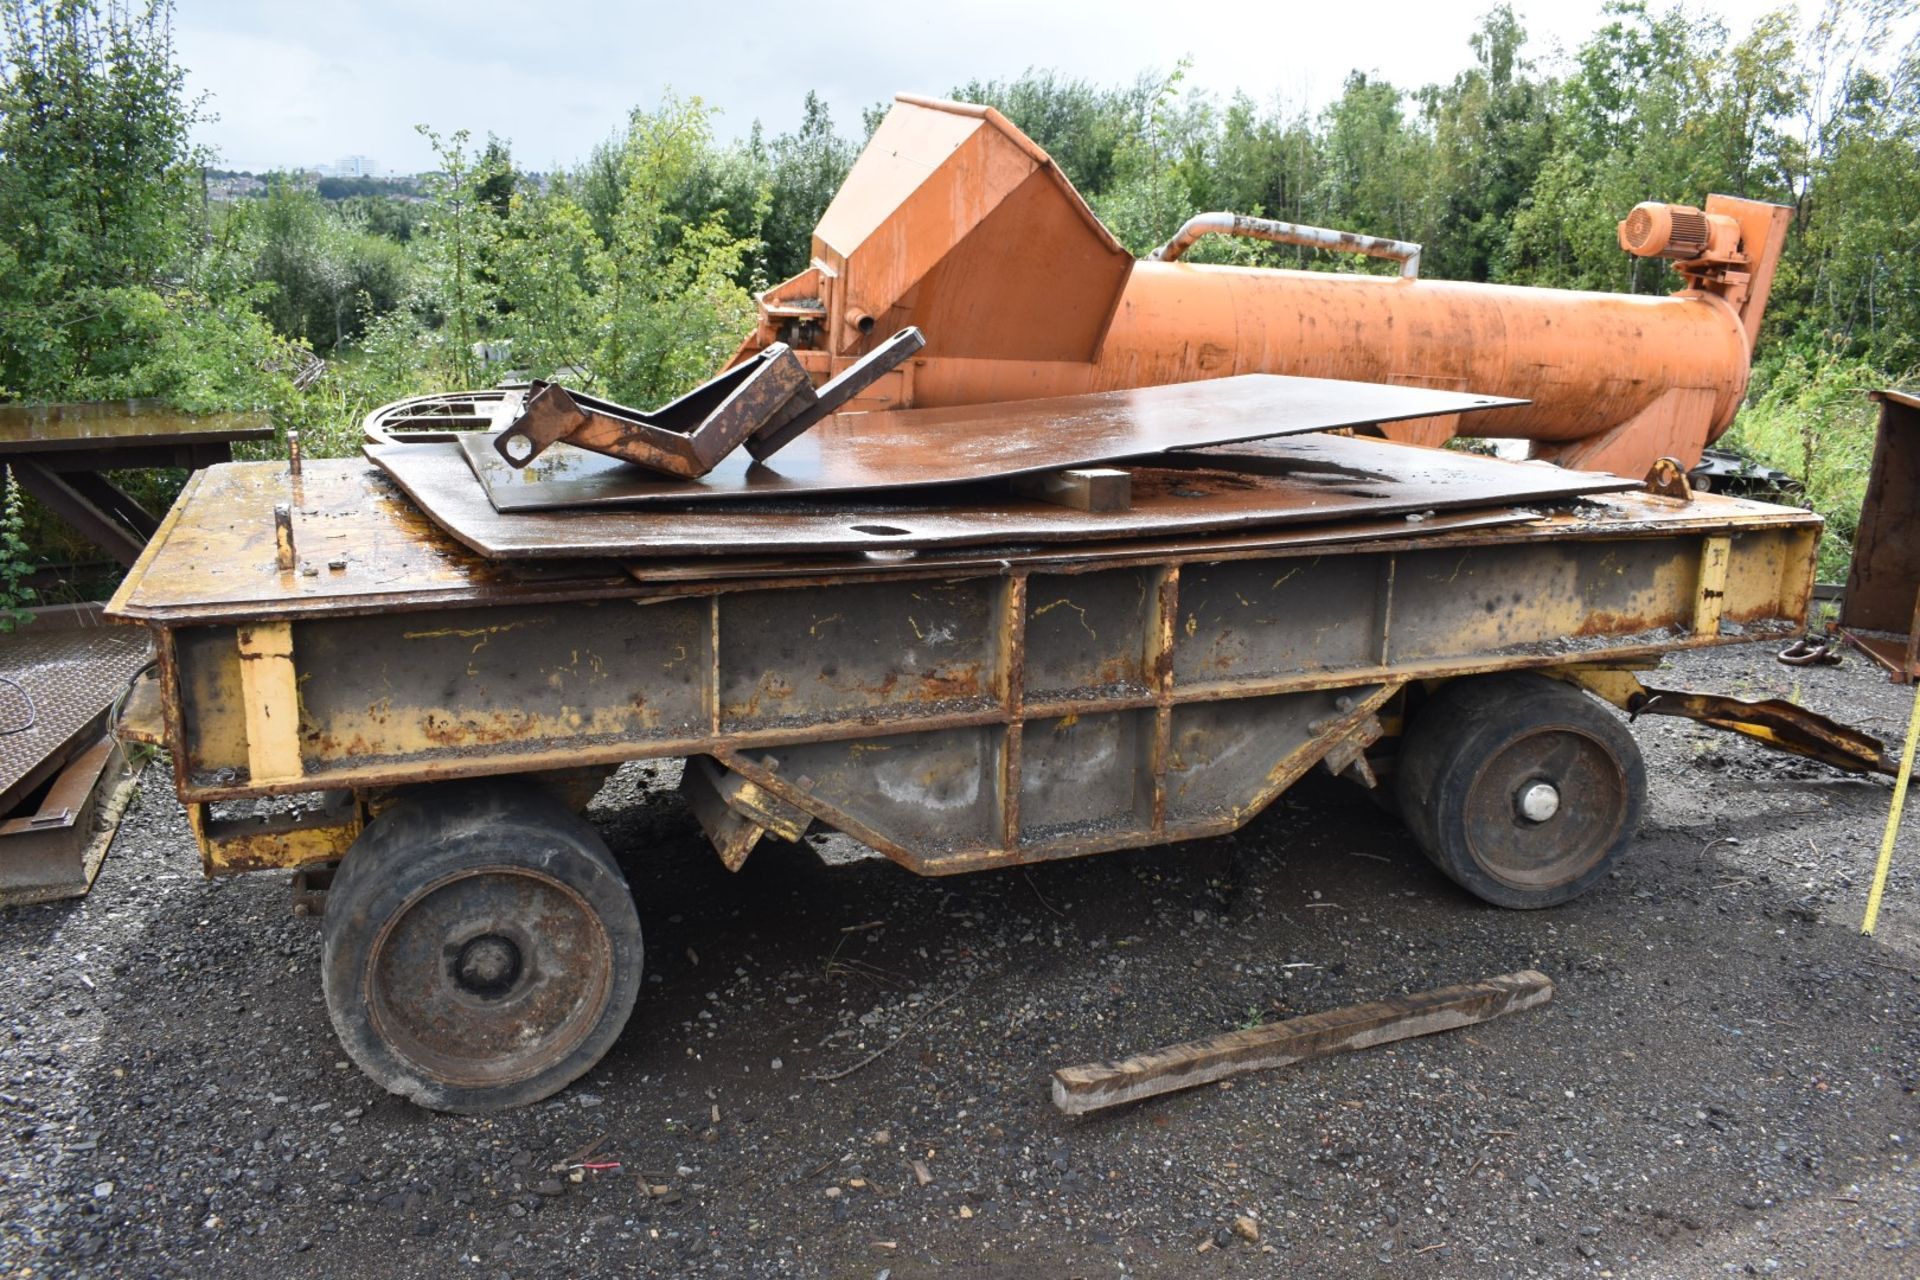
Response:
[1722,351,1908,582]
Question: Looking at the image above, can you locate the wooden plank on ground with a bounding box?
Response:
[1051,969,1553,1115]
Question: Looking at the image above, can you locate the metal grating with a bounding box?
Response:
[1,609,152,813]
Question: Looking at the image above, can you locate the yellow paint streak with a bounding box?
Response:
[402,620,530,656]
[402,621,529,642]
[1032,598,1096,638]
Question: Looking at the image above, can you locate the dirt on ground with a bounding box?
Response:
[1,641,1916,1278]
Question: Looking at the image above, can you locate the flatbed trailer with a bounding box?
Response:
[104,456,1869,1111]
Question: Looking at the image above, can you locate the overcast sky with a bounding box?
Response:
[175,0,1825,174]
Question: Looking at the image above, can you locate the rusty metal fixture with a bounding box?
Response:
[1632,686,1896,775]
[483,332,924,477]
[729,95,1795,478]
[1836,390,1920,683]
[745,326,926,460]
[1777,637,1842,667]
[1643,456,1695,502]
[362,388,530,445]
[1151,211,1422,276]
[456,375,1524,514]
[272,502,296,572]
[493,344,812,477]
[184,792,360,877]
[1559,667,1895,775]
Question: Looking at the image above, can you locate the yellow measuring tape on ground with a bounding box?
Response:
[1862,682,1920,936]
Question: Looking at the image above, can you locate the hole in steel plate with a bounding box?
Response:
[850,524,910,537]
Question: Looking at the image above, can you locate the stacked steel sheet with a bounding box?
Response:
[362,373,1640,564]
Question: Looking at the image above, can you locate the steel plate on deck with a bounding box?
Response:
[456,374,1525,511]
[0,606,151,814]
[616,508,1541,583]
[372,432,1637,559]
[104,462,635,623]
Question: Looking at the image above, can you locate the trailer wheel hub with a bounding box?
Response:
[454,933,524,998]
[365,865,614,1088]
[1516,781,1561,823]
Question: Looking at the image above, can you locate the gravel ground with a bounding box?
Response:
[1,640,1916,1278]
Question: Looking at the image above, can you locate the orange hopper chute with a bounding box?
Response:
[731,95,1794,479]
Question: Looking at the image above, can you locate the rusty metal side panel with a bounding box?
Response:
[739,726,1006,860]
[1165,688,1389,826]
[158,519,1813,833]
[1018,711,1155,844]
[175,627,250,783]
[1842,393,1919,635]
[1385,539,1695,662]
[290,599,709,779]
[1022,569,1157,700]
[716,578,1000,731]
[721,685,1396,876]
[1724,528,1816,626]
[1173,555,1384,683]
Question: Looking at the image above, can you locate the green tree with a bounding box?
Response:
[0,0,287,406]
[758,92,854,281]
[235,180,409,351]
[952,70,1151,195]
[491,187,599,379]
[1776,3,1920,367]
[0,465,34,629]
[591,95,762,404]
[1413,6,1555,281]
[413,125,513,387]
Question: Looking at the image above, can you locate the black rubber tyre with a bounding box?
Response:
[321,781,643,1113]
[1396,673,1646,909]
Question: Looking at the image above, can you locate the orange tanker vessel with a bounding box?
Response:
[732,94,1794,478]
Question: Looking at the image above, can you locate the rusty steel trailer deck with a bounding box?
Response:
[103,454,1857,1111]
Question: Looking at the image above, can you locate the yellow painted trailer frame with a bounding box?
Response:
[105,456,1901,1113]
[109,459,1824,880]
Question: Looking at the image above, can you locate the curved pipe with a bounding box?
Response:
[1150,212,1423,278]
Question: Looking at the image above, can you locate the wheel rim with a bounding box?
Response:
[1462,723,1629,892]
[364,864,614,1089]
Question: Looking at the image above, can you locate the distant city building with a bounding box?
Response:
[311,155,379,178]
[203,171,267,202]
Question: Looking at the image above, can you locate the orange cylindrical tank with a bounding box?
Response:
[910,262,1753,445]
